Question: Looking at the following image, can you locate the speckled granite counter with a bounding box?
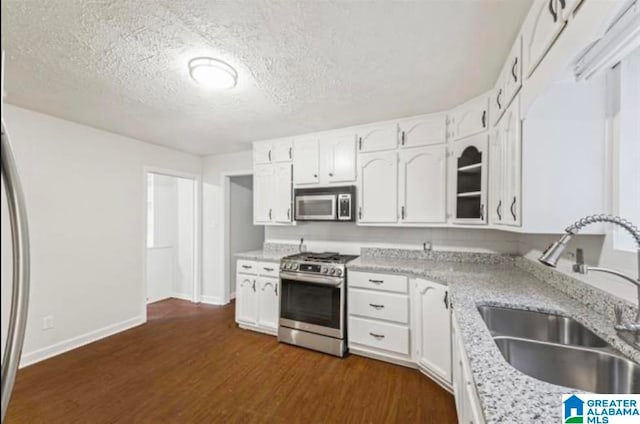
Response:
[235,242,301,262]
[347,249,640,423]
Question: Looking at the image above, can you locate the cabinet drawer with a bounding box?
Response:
[348,271,408,294]
[237,260,257,275]
[258,262,279,278]
[349,289,409,324]
[349,317,409,355]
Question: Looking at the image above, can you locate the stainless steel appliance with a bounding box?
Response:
[294,186,355,221]
[278,252,358,357]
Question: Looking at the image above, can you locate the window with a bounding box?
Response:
[614,46,640,251]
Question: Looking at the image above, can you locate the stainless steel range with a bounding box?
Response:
[278,252,358,357]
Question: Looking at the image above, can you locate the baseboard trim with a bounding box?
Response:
[20,315,145,368]
[229,292,236,300]
[201,295,227,305]
[171,292,193,301]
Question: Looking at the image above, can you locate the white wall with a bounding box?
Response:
[229,175,264,295]
[175,177,195,298]
[0,105,202,366]
[201,151,254,304]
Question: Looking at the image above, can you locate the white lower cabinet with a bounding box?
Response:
[235,260,279,335]
[452,313,485,424]
[348,271,412,365]
[411,278,452,389]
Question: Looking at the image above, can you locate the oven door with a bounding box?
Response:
[279,271,344,339]
[295,194,337,221]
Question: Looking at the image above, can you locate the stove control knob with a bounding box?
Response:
[335,269,343,277]
[321,266,328,274]
[329,268,336,275]
[291,263,298,270]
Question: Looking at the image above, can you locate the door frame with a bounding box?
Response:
[221,169,254,304]
[142,166,202,322]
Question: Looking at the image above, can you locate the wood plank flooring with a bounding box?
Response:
[6,299,456,423]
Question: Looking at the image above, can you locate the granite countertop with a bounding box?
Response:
[235,242,301,262]
[347,251,640,423]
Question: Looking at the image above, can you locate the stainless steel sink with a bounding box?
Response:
[494,337,640,394]
[477,305,608,347]
[477,305,640,393]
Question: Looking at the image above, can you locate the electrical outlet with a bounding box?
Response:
[42,315,54,330]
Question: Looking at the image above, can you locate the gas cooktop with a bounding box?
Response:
[280,251,359,276]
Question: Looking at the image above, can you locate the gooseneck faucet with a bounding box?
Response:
[538,215,640,348]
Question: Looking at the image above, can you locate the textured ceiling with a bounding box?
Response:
[1,0,532,155]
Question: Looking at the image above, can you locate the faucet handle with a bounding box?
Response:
[615,304,623,325]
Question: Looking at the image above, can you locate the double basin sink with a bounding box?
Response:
[478,305,640,393]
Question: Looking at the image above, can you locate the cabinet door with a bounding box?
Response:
[272,139,293,163]
[504,36,523,108]
[357,122,399,153]
[522,0,565,78]
[399,114,447,148]
[273,164,293,223]
[253,142,273,164]
[236,275,258,325]
[449,96,489,141]
[327,133,357,183]
[489,124,504,225]
[358,151,398,223]
[399,145,447,223]
[450,135,488,224]
[452,320,465,421]
[293,138,319,185]
[414,279,451,384]
[258,277,279,331]
[253,164,274,224]
[502,100,522,226]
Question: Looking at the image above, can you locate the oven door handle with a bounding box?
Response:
[280,271,343,287]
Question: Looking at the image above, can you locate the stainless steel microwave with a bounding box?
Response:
[294,186,355,222]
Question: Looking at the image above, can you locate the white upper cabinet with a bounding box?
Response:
[448,95,490,141]
[502,99,522,226]
[522,0,566,78]
[254,139,293,164]
[324,133,357,184]
[358,151,398,223]
[399,145,447,224]
[274,164,293,223]
[293,138,320,185]
[272,139,293,163]
[450,134,489,225]
[357,122,399,153]
[412,278,451,385]
[504,36,523,109]
[253,143,273,165]
[257,277,279,331]
[399,114,447,148]
[253,164,274,224]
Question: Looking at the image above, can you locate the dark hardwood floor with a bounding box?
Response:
[6,299,456,423]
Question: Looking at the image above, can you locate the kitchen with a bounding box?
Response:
[1,0,639,423]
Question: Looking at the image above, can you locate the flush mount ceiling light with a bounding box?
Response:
[188,57,238,90]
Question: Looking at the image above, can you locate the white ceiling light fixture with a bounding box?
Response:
[188,57,238,90]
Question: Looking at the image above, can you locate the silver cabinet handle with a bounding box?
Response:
[287,208,290,220]
[288,147,292,159]
[510,196,517,221]
[369,332,385,340]
[511,57,519,82]
[252,280,256,292]
[313,173,318,178]
[401,206,405,220]
[329,172,334,177]
[263,267,274,272]
[369,303,385,310]
[497,200,502,221]
[443,291,449,309]
[268,208,272,220]
[548,0,558,22]
[1,119,31,422]
[358,137,363,150]
[479,203,485,221]
[268,149,272,162]
[358,207,362,220]
[241,265,252,270]
[368,279,384,285]
[400,130,406,146]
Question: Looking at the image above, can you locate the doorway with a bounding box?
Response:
[145,171,198,306]
[224,173,264,302]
